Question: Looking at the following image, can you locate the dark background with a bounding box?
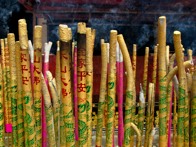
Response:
[0,0,196,55]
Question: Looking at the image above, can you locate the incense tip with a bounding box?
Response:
[59,25,71,41]
[174,31,181,35]
[159,16,166,19]
[18,19,26,24]
[111,30,117,34]
[77,22,86,34]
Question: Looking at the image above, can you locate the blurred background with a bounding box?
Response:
[1,0,196,55]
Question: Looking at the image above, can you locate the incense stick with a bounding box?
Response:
[18,19,36,146]
[15,41,25,146]
[0,59,4,146]
[59,25,75,146]
[117,34,136,147]
[28,40,34,89]
[33,25,42,146]
[8,33,18,146]
[106,30,117,147]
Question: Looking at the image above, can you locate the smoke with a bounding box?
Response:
[0,0,20,38]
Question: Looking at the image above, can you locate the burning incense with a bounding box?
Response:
[15,41,25,146]
[173,31,187,147]
[117,42,124,147]
[47,71,60,146]
[42,41,52,147]
[8,33,18,146]
[59,25,75,146]
[77,22,88,146]
[96,42,107,147]
[33,25,42,146]
[28,40,34,88]
[157,16,167,147]
[0,63,4,146]
[18,19,36,146]
[130,122,141,147]
[190,65,196,146]
[41,74,56,147]
[132,44,137,81]
[86,28,94,147]
[117,34,136,147]
[106,30,117,147]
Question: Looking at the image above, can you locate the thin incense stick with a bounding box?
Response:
[77,22,88,146]
[28,40,34,89]
[106,30,117,147]
[33,25,42,146]
[41,74,56,147]
[73,43,79,141]
[8,33,18,146]
[47,71,60,147]
[15,41,25,146]
[117,42,124,147]
[59,25,75,146]
[173,91,177,147]
[86,28,94,147]
[132,44,137,81]
[149,128,156,147]
[117,34,136,147]
[0,63,4,146]
[18,19,36,146]
[96,42,107,147]
[157,16,167,147]
[42,41,52,147]
[173,31,187,147]
[131,122,141,147]
[190,65,196,147]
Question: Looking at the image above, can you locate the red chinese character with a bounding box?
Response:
[61,66,67,73]
[77,59,85,68]
[77,71,86,81]
[62,88,68,96]
[34,55,40,63]
[21,65,28,74]
[34,76,40,85]
[77,83,86,92]
[21,53,27,62]
[34,66,40,74]
[22,77,29,85]
[61,78,68,86]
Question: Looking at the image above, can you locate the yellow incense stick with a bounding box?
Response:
[15,41,25,146]
[55,41,61,99]
[106,30,117,147]
[18,19,36,146]
[59,25,75,146]
[0,63,4,146]
[8,33,18,146]
[117,34,136,147]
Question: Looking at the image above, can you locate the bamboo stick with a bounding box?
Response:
[18,19,36,146]
[0,63,4,146]
[8,33,18,146]
[106,30,117,147]
[96,42,107,147]
[47,71,61,147]
[190,65,196,147]
[59,25,75,146]
[33,25,43,147]
[157,16,168,147]
[86,28,93,147]
[77,22,88,146]
[15,41,25,146]
[173,30,187,147]
[41,74,56,147]
[117,34,135,147]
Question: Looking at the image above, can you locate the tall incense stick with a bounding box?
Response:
[117,34,136,147]
[15,41,25,146]
[0,63,4,146]
[77,22,88,146]
[18,19,36,146]
[96,42,107,147]
[59,25,75,146]
[33,25,42,146]
[106,30,117,147]
[28,40,34,89]
[8,33,18,146]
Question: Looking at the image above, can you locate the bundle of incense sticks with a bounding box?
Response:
[59,24,75,146]
[8,33,18,147]
[18,19,36,146]
[33,25,42,146]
